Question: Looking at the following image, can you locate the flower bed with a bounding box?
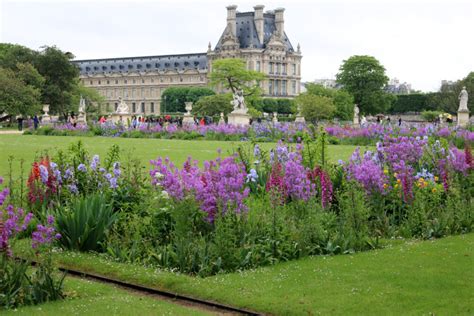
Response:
[28,121,473,147]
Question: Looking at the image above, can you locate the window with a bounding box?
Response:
[106,80,110,84]
[132,79,136,84]
[114,103,118,111]
[132,102,136,113]
[141,102,145,113]
[268,80,273,95]
[256,61,261,72]
[98,80,101,85]
[124,79,128,84]
[282,64,287,75]
[292,81,297,94]
[150,102,155,113]
[269,62,274,74]
[142,79,145,84]
[115,80,118,84]
[275,80,280,95]
[276,63,280,75]
[90,80,93,85]
[151,78,154,83]
[292,64,296,75]
[282,80,287,96]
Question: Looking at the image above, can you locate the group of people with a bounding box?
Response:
[16,115,40,131]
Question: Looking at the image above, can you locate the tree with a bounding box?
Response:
[296,93,335,123]
[34,46,80,118]
[192,94,233,116]
[161,87,215,113]
[336,55,390,114]
[305,83,354,120]
[71,81,106,115]
[0,67,42,116]
[209,58,266,96]
[0,44,38,70]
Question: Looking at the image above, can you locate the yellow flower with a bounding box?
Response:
[383,169,388,175]
[434,176,439,182]
[432,188,437,193]
[383,183,389,189]
[394,173,398,178]
[394,184,399,189]
[419,177,425,182]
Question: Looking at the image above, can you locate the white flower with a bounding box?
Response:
[160,190,169,199]
[154,172,164,180]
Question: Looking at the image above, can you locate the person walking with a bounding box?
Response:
[33,115,39,130]
[398,117,402,126]
[17,116,24,131]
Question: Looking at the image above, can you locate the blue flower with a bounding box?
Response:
[77,164,87,172]
[246,168,258,183]
[39,165,49,184]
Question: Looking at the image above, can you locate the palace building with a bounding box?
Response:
[73,5,302,115]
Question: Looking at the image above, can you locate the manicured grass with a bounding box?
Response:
[0,134,361,177]
[4,276,212,315]
[15,233,474,315]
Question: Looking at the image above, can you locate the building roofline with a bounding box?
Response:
[73,52,208,63]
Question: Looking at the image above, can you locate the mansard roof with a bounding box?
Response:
[73,53,208,75]
[215,11,294,51]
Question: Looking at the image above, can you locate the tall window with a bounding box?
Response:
[115,79,118,84]
[292,80,297,94]
[256,61,261,72]
[292,64,296,75]
[275,80,280,95]
[141,102,145,113]
[269,62,274,74]
[276,63,280,75]
[150,102,155,113]
[114,103,118,111]
[282,64,287,74]
[282,80,287,96]
[98,80,101,85]
[132,102,136,113]
[124,79,128,84]
[268,80,273,95]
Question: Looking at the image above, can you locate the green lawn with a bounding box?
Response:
[0,134,360,177]
[3,277,212,316]
[15,233,474,315]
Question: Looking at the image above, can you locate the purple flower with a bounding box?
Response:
[253,144,261,157]
[77,164,87,172]
[32,216,60,249]
[39,165,49,184]
[68,184,79,194]
[113,162,121,177]
[90,155,100,170]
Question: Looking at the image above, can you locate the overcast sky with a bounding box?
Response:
[1,0,473,92]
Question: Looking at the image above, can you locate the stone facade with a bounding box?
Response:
[73,5,301,115]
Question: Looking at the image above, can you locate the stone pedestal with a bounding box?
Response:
[295,115,305,123]
[457,110,470,128]
[227,112,250,126]
[77,112,87,125]
[182,114,195,125]
[42,115,51,125]
[272,112,278,123]
[110,114,132,127]
[218,112,225,124]
[353,116,359,126]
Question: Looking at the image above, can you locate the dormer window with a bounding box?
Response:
[128,64,133,69]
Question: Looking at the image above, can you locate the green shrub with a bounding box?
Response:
[54,194,117,252]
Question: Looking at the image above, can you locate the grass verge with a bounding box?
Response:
[15,233,474,315]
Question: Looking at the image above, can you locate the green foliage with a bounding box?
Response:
[161,87,215,113]
[71,81,105,115]
[192,93,233,116]
[336,55,391,114]
[34,46,80,117]
[54,194,117,252]
[297,93,336,123]
[421,110,443,122]
[0,66,43,116]
[209,58,266,96]
[305,83,354,120]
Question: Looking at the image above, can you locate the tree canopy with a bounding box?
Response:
[192,93,233,117]
[305,83,354,120]
[296,93,335,123]
[209,58,266,96]
[336,55,392,114]
[161,87,215,113]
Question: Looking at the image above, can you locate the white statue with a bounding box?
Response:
[353,104,360,125]
[116,97,130,114]
[79,95,86,114]
[42,104,50,116]
[458,86,469,111]
[230,89,247,113]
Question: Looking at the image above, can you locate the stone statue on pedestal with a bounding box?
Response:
[77,95,87,124]
[272,112,278,123]
[219,112,225,124]
[182,102,195,125]
[228,89,250,126]
[353,104,360,126]
[457,86,470,127]
[116,97,130,114]
[42,104,51,124]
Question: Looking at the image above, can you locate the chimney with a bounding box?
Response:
[253,5,265,43]
[226,5,238,37]
[274,7,285,37]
